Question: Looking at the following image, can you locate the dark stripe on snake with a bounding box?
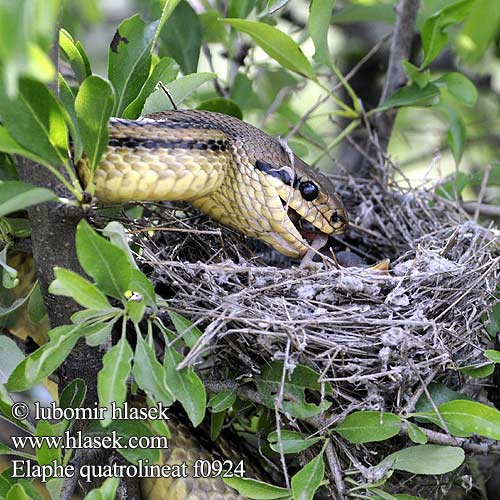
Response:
[108,137,230,152]
[255,160,296,187]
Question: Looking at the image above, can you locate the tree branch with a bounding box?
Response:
[15,16,108,499]
[375,0,421,153]
[15,18,101,402]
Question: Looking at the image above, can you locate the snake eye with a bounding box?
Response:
[299,181,319,202]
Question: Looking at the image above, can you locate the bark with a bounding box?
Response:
[15,18,101,404]
[375,0,421,153]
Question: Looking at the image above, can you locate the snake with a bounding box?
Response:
[79,110,349,498]
[77,109,348,259]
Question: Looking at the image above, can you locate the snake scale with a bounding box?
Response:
[81,110,349,498]
[78,109,348,259]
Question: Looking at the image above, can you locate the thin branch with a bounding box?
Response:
[461,202,500,219]
[473,164,492,221]
[401,424,500,455]
[325,439,346,500]
[375,0,421,153]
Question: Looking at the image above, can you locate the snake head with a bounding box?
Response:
[255,157,348,245]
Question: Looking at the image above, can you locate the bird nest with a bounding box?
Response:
[119,166,499,497]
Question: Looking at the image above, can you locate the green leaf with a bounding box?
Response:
[309,0,335,66]
[6,484,29,500]
[222,19,315,79]
[335,411,401,444]
[196,98,243,119]
[446,112,466,165]
[160,0,201,75]
[230,73,260,110]
[133,335,174,407]
[0,78,68,167]
[83,320,116,347]
[0,126,53,168]
[458,362,494,378]
[208,390,237,412]
[415,383,468,413]
[76,220,132,300]
[435,171,470,201]
[228,0,257,19]
[108,14,159,116]
[421,0,475,68]
[434,72,478,107]
[49,267,111,310]
[0,181,55,217]
[59,378,87,411]
[102,221,138,269]
[291,449,325,500]
[122,57,179,119]
[256,362,332,419]
[75,75,115,173]
[393,496,426,500]
[268,430,322,454]
[485,350,500,363]
[153,0,183,47]
[458,0,500,62]
[35,420,61,467]
[163,346,206,426]
[46,478,63,500]
[0,385,34,433]
[210,410,225,441]
[0,2,57,95]
[378,82,440,111]
[380,444,464,475]
[98,335,133,426]
[59,74,83,162]
[370,489,400,500]
[28,282,47,323]
[59,29,91,83]
[222,477,290,499]
[7,324,84,392]
[0,284,36,322]
[406,422,428,444]
[142,72,216,115]
[414,400,500,440]
[199,10,228,44]
[402,61,430,88]
[0,245,17,289]
[125,294,146,323]
[332,4,395,24]
[485,301,500,335]
[129,269,156,309]
[168,311,202,348]
[0,337,24,384]
[84,477,119,500]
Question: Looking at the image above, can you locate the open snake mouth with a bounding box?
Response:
[283,202,321,244]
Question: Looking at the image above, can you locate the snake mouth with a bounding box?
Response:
[285,204,322,244]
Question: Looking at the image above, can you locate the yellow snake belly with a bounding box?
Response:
[77,109,348,259]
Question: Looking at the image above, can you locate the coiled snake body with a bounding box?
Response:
[78,109,348,259]
[77,110,348,498]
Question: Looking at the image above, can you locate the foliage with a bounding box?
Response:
[0,1,498,499]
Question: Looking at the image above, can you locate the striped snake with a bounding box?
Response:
[78,110,348,498]
[78,109,348,259]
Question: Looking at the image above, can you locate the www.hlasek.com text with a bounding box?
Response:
[11,430,168,452]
